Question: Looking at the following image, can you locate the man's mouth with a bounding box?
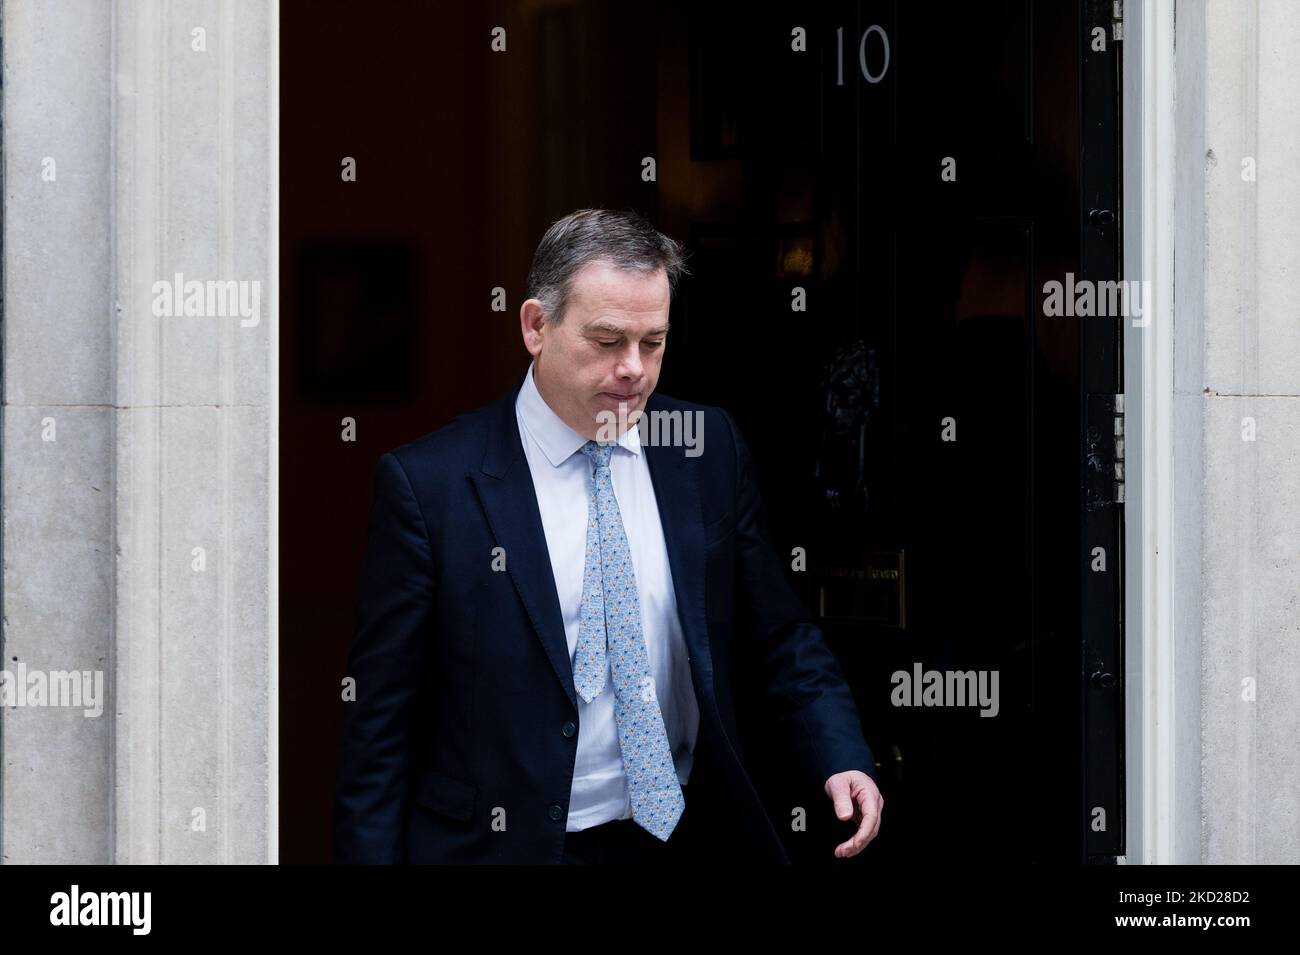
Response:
[600,392,640,401]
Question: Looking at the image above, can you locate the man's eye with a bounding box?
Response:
[597,341,620,347]
[645,341,664,348]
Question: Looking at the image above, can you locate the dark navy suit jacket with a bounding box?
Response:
[332,369,877,863]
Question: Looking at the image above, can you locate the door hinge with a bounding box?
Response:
[1112,393,1124,503]
[1112,1,1124,43]
[1086,393,1125,509]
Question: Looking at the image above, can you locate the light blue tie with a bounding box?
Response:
[573,439,685,841]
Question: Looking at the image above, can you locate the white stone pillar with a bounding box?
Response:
[1,0,277,864]
[1197,0,1300,864]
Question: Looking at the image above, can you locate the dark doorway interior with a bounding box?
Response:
[281,0,1119,863]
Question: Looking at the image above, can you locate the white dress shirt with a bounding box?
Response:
[515,359,700,831]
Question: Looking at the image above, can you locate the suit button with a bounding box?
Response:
[548,804,565,821]
[562,721,576,738]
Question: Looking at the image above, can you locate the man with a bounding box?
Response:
[333,208,883,864]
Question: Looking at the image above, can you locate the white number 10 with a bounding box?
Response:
[836,25,891,85]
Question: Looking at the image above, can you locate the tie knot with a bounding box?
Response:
[580,439,615,470]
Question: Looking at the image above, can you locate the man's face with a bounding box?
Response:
[522,260,671,441]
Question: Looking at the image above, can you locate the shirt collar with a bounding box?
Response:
[516,359,642,467]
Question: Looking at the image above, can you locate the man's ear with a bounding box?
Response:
[520,299,547,356]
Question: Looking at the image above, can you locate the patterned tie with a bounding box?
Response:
[572,439,685,841]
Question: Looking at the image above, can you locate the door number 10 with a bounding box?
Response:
[836,25,891,84]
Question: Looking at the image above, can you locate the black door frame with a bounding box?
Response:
[1079,0,1126,864]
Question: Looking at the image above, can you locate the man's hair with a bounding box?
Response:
[525,208,690,325]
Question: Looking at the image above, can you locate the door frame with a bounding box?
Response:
[1121,0,1203,865]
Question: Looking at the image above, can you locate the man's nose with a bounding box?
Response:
[615,345,643,379]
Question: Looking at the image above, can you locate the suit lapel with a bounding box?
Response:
[469,373,713,709]
[470,370,578,707]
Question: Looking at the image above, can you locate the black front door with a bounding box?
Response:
[662,0,1125,864]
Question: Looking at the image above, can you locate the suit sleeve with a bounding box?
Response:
[721,409,879,792]
[332,451,436,863]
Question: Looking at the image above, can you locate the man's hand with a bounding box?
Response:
[824,770,883,858]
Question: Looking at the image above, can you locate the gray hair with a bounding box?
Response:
[525,208,689,325]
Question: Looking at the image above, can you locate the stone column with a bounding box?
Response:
[1196,0,1300,864]
[1,0,276,864]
